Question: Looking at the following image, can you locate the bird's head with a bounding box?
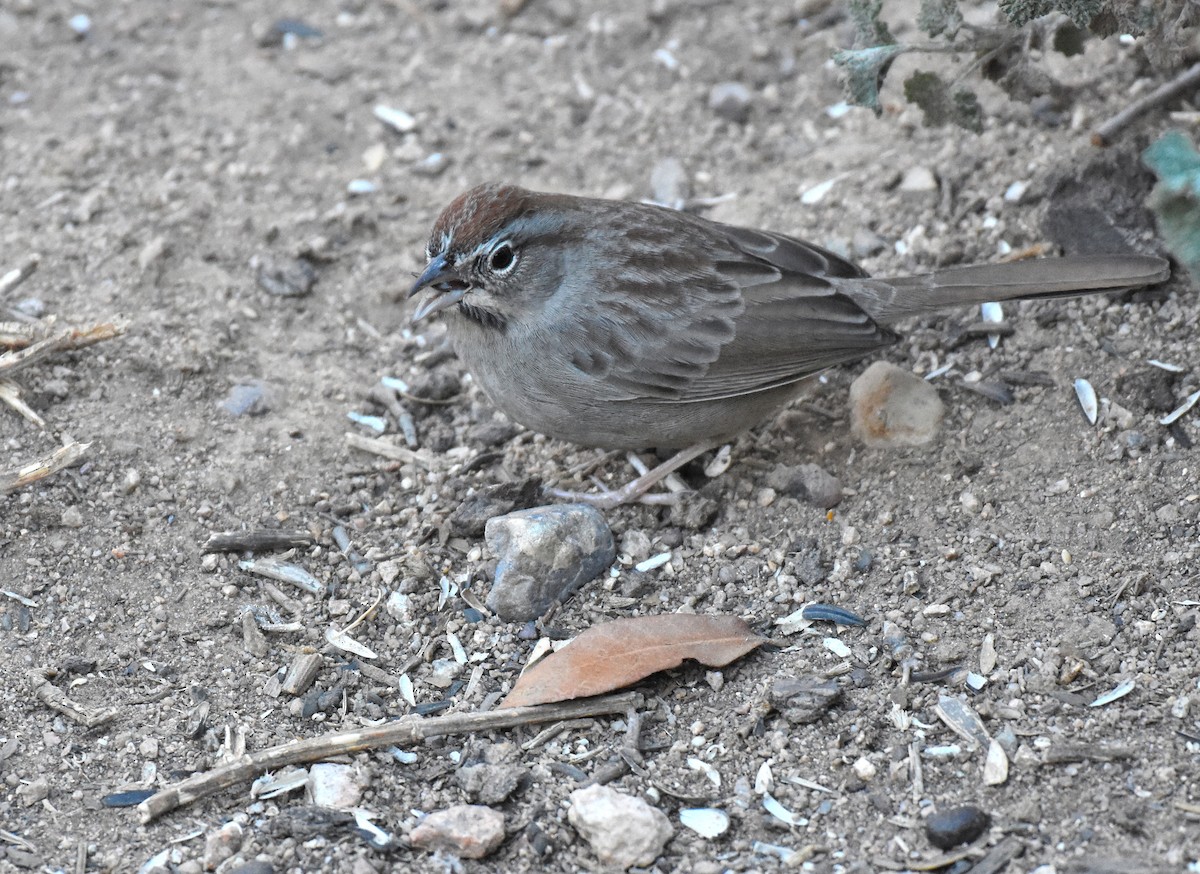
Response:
[409,183,573,331]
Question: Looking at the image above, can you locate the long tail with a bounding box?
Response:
[860,255,1170,324]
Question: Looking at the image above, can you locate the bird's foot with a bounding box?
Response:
[545,442,718,510]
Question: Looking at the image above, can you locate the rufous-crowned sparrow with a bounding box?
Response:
[409,183,1169,507]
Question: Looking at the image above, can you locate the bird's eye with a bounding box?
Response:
[488,242,516,273]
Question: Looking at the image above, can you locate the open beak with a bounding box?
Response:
[408,253,469,322]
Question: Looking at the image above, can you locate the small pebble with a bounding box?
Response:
[373,104,417,133]
[485,504,615,621]
[899,166,937,193]
[413,152,449,177]
[202,821,244,871]
[568,785,673,869]
[925,805,991,849]
[410,805,505,860]
[850,361,944,447]
[766,463,842,509]
[1003,180,1028,203]
[307,763,362,809]
[708,81,752,123]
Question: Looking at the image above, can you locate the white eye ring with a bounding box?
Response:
[488,241,517,274]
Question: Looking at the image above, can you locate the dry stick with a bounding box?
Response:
[1093,61,1200,147]
[0,322,125,376]
[137,690,643,823]
[202,529,314,554]
[0,378,45,427]
[28,669,119,728]
[1,442,91,494]
[345,431,434,467]
[0,254,39,298]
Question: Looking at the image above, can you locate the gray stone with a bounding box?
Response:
[485,504,615,621]
[448,479,541,538]
[767,463,842,509]
[925,805,990,850]
[455,762,528,804]
[708,81,752,123]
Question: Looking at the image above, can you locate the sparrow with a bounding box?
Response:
[408,183,1170,507]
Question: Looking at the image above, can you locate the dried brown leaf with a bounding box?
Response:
[500,614,767,708]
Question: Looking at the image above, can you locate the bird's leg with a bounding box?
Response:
[546,442,719,510]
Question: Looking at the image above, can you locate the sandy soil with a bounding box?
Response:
[2,1,1197,872]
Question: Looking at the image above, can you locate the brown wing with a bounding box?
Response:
[555,203,895,404]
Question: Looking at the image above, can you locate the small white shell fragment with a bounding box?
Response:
[754,761,773,795]
[352,809,393,849]
[704,444,733,477]
[981,301,1003,349]
[239,557,323,594]
[680,808,730,838]
[851,757,876,781]
[653,47,679,70]
[390,747,418,764]
[1074,378,1099,425]
[69,13,91,35]
[398,673,416,707]
[687,757,721,788]
[924,362,954,381]
[1089,679,1136,707]
[762,792,805,826]
[252,768,309,799]
[923,744,962,758]
[347,411,387,432]
[966,672,987,691]
[983,739,1009,786]
[825,101,852,119]
[1160,388,1200,426]
[980,632,997,674]
[373,104,416,132]
[923,603,952,617]
[325,625,377,659]
[635,552,672,573]
[446,631,467,665]
[523,637,555,673]
[437,575,456,610]
[752,841,797,863]
[1148,358,1185,372]
[800,174,845,205]
[823,637,852,659]
[380,375,409,393]
[346,179,377,195]
[773,608,811,635]
[1003,180,1027,202]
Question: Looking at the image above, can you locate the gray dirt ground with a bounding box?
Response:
[2,1,1198,872]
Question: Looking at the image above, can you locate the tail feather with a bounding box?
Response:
[862,255,1170,324]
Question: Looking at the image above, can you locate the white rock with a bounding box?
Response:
[850,361,944,447]
[307,762,362,809]
[568,785,673,869]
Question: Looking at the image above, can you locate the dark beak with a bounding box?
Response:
[408,253,469,322]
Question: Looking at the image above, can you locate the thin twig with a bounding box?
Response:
[28,668,119,728]
[1,442,91,493]
[0,379,45,427]
[1093,62,1200,147]
[137,690,643,822]
[0,254,40,299]
[0,322,126,376]
[345,432,434,467]
[202,529,314,554]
